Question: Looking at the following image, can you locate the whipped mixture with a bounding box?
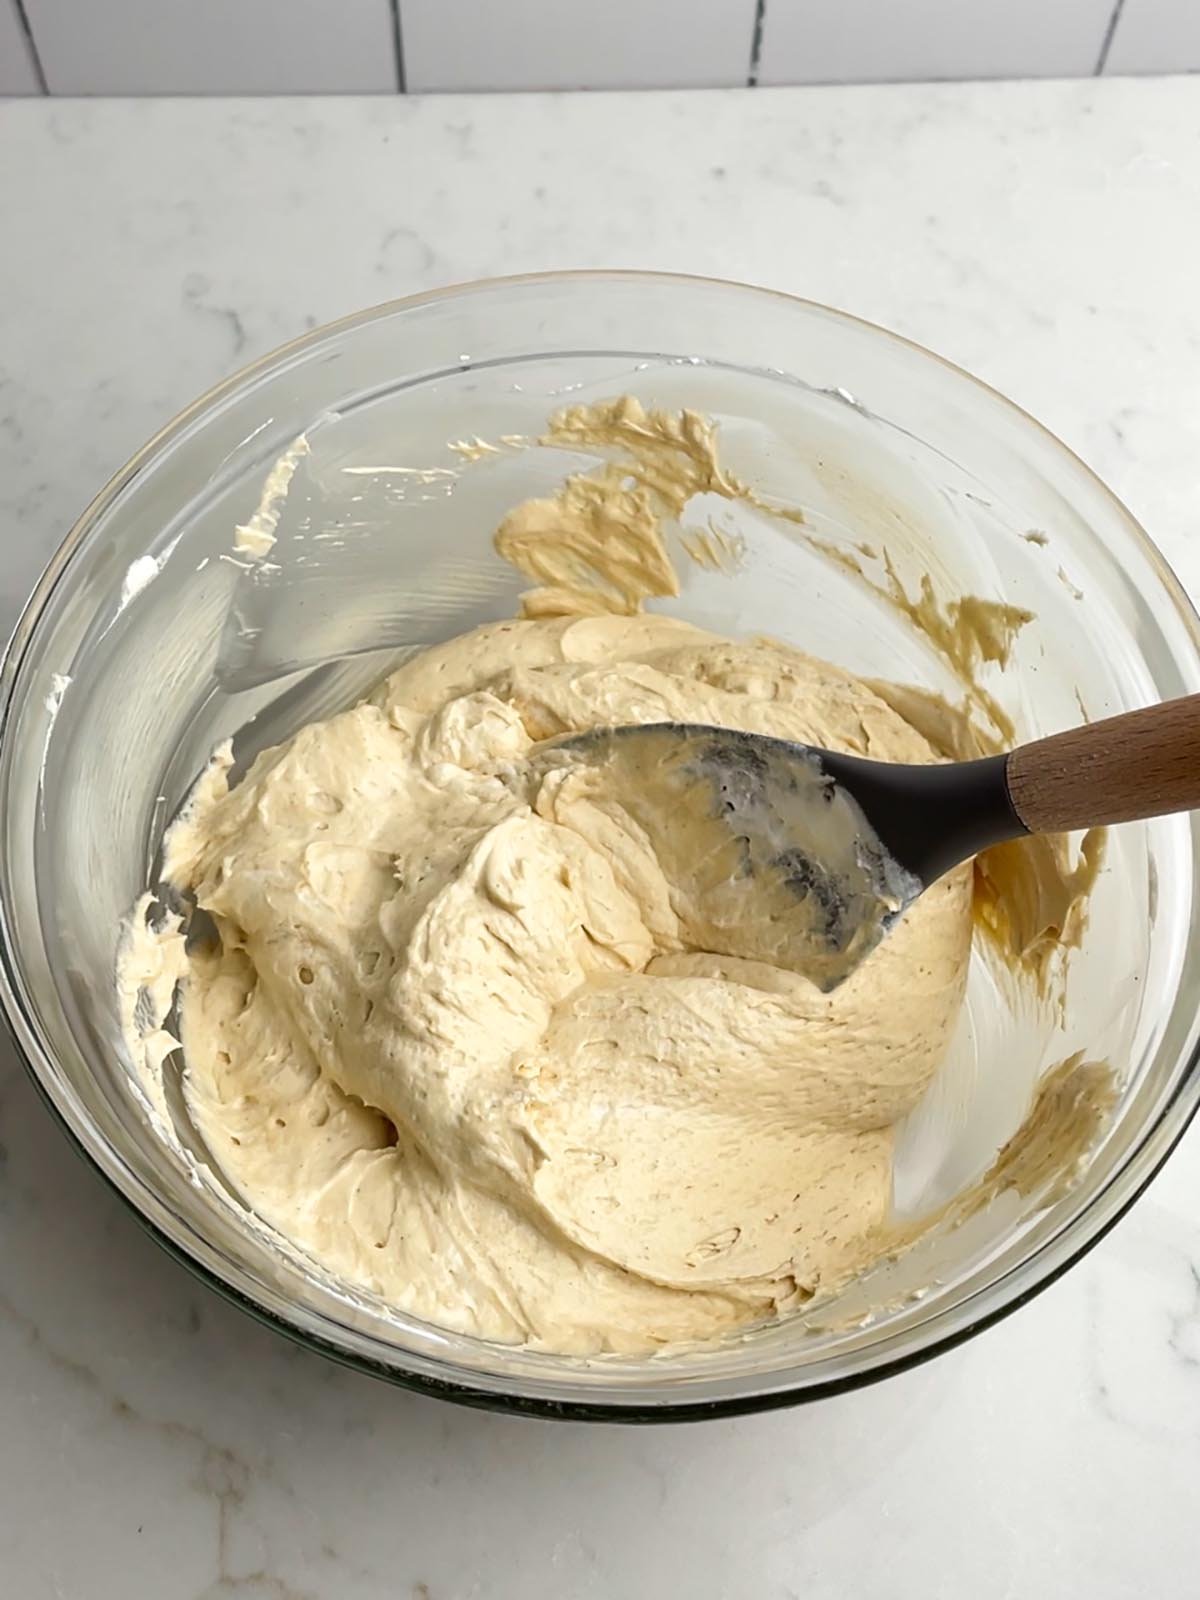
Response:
[123,398,1109,1355]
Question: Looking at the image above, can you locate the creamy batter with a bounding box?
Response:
[124,397,1107,1356]
[161,615,972,1353]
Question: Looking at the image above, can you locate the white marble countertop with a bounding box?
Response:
[2,77,1200,1599]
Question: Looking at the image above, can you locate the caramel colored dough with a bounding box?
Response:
[160,612,971,1353]
[129,397,1105,1355]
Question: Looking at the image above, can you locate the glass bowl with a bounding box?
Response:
[3,271,1199,1421]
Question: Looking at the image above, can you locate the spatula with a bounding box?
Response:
[551,694,1200,991]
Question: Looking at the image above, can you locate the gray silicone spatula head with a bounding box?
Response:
[542,724,934,992]
[551,691,1200,992]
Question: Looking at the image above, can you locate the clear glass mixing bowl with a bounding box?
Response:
[3,272,1199,1420]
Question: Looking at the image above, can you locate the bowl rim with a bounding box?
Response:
[4,267,1200,1423]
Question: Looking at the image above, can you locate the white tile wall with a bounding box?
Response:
[401,0,758,91]
[1104,0,1200,73]
[757,0,1117,85]
[10,0,1196,97]
[0,0,40,94]
[25,0,398,95]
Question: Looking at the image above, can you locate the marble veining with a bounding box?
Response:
[2,77,1200,1599]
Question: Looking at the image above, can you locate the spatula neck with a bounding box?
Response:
[819,750,1027,888]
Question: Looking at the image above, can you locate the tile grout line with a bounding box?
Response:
[1094,0,1128,74]
[389,0,406,93]
[12,0,49,95]
[747,0,768,86]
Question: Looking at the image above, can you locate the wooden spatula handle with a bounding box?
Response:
[1007,692,1200,833]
